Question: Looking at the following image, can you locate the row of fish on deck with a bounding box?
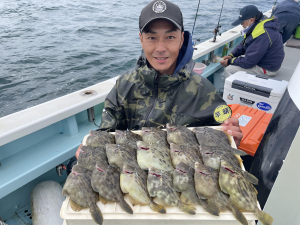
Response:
[62,124,273,225]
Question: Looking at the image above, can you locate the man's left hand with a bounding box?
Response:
[221,118,243,147]
[220,59,228,67]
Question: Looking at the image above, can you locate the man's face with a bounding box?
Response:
[241,18,255,29]
[139,19,184,76]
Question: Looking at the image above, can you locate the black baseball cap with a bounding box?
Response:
[231,5,260,26]
[139,0,184,33]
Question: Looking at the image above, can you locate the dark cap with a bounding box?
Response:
[139,0,184,33]
[231,5,260,26]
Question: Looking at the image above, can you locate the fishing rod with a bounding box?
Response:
[212,0,225,42]
[191,0,201,46]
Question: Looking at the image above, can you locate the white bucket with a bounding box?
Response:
[193,62,207,75]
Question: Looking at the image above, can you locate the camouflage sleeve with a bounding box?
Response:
[99,83,127,131]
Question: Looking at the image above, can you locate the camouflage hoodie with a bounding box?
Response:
[99,31,226,131]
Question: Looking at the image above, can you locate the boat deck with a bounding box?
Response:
[275,44,300,82]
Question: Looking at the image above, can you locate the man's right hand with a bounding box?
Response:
[223,55,232,60]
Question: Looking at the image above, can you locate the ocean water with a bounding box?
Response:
[0,0,274,117]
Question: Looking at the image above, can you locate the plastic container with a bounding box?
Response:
[193,62,206,75]
[223,71,289,113]
[61,127,259,225]
[229,104,273,156]
[222,44,228,57]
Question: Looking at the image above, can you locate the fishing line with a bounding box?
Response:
[191,0,201,37]
[213,0,225,42]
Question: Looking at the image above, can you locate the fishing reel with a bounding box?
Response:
[212,24,222,42]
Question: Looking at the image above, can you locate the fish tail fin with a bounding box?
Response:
[231,148,248,156]
[198,199,220,216]
[242,171,259,185]
[89,204,103,225]
[178,202,196,215]
[257,210,274,225]
[227,199,248,225]
[119,198,133,214]
[149,200,166,214]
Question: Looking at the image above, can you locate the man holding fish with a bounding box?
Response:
[76,0,243,159]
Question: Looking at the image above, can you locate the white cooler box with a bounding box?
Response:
[223,71,289,114]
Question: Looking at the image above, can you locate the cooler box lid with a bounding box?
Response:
[225,71,289,98]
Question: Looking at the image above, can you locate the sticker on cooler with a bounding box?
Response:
[238,115,252,127]
[257,102,272,111]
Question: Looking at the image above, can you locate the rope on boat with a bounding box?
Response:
[191,0,201,37]
[212,0,225,42]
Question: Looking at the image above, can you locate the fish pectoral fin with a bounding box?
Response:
[198,198,220,216]
[70,199,86,212]
[89,204,103,225]
[119,198,133,214]
[227,197,248,225]
[243,171,259,185]
[149,200,166,214]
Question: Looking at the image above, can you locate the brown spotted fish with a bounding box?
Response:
[193,127,248,156]
[83,130,115,147]
[136,141,173,171]
[115,130,142,150]
[106,144,140,170]
[147,166,196,215]
[141,127,169,146]
[169,143,202,168]
[219,160,273,225]
[166,123,199,148]
[193,127,230,147]
[173,162,220,216]
[120,164,166,214]
[200,145,258,185]
[194,162,248,225]
[62,165,103,225]
[77,145,108,171]
[91,162,133,214]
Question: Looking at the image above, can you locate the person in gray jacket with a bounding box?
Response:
[272,0,300,43]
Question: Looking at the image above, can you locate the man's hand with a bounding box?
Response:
[220,59,229,67]
[75,144,83,159]
[223,55,232,60]
[221,118,243,147]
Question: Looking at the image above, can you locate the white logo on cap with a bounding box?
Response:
[239,14,242,18]
[153,0,166,13]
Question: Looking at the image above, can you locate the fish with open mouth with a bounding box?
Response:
[169,143,203,168]
[77,145,108,171]
[106,144,140,170]
[194,162,248,225]
[83,130,115,147]
[166,123,199,148]
[200,145,258,185]
[115,130,142,150]
[219,160,273,225]
[141,127,169,146]
[91,162,133,214]
[173,162,220,216]
[62,165,103,225]
[147,166,196,215]
[136,141,173,171]
[120,164,166,214]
